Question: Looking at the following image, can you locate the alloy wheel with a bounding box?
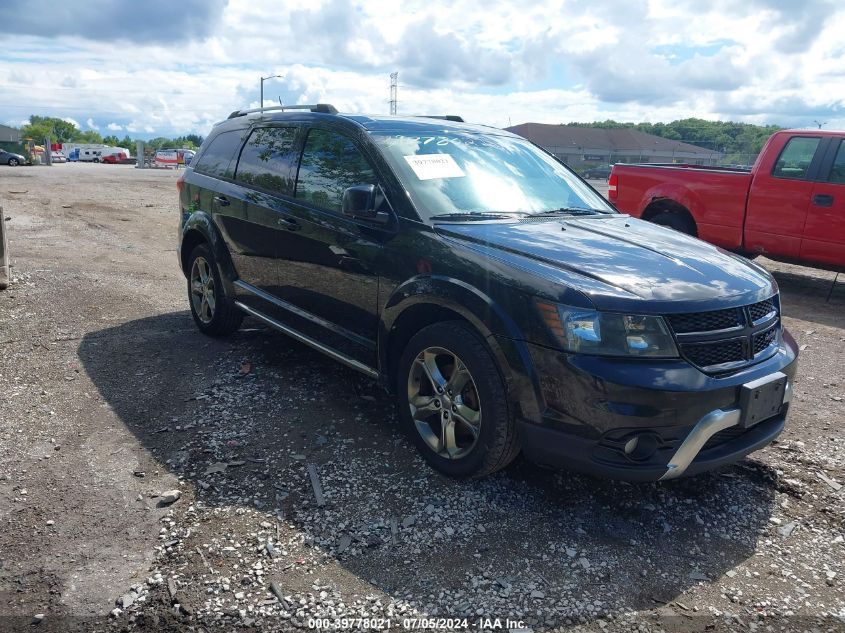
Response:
[190,256,216,324]
[407,346,481,459]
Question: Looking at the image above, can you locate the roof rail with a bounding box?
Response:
[227,104,338,119]
[419,115,464,123]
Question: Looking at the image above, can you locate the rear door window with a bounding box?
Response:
[295,129,377,213]
[234,127,299,195]
[825,140,845,184]
[193,130,243,179]
[771,137,821,180]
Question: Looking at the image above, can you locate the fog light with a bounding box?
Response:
[623,433,659,461]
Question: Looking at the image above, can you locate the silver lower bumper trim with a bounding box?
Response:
[659,408,741,481]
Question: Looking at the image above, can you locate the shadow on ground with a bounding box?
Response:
[770,267,845,330]
[78,311,778,625]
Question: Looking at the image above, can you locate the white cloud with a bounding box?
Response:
[0,0,843,136]
[106,122,122,131]
[86,117,99,130]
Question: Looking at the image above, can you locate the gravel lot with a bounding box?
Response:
[0,164,843,632]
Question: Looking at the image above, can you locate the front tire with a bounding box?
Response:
[397,321,520,478]
[187,243,243,336]
[8,158,19,167]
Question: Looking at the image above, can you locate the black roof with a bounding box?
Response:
[214,105,514,137]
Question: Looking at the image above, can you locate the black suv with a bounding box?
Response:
[177,105,798,481]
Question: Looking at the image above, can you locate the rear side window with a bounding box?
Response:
[772,137,820,180]
[193,130,243,179]
[295,129,377,213]
[235,127,299,195]
[827,141,845,184]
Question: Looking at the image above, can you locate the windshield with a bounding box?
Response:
[372,131,614,221]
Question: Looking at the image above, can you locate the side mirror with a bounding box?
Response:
[342,185,389,224]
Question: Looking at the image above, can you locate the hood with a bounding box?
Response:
[434,215,775,310]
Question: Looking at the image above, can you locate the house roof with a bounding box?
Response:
[505,123,718,156]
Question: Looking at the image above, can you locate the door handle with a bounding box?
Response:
[277,216,300,231]
[213,195,230,207]
[813,193,833,207]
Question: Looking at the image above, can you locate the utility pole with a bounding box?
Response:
[389,72,398,115]
[260,74,284,112]
[814,120,827,129]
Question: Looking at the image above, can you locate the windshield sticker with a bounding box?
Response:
[403,154,466,180]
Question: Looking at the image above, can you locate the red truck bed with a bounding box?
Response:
[609,164,752,250]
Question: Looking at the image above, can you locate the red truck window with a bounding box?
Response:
[827,141,845,184]
[772,137,820,180]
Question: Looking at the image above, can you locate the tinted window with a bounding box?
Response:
[772,137,820,180]
[235,126,299,195]
[827,140,845,184]
[194,130,243,179]
[295,129,377,213]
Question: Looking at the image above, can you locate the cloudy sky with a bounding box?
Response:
[0,0,843,138]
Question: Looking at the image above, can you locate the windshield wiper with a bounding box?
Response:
[526,207,613,217]
[430,212,522,221]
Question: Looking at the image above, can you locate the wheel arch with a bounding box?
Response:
[641,198,698,236]
[179,212,238,296]
[379,276,543,422]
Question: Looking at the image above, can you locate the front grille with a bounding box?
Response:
[666,295,780,372]
[748,298,775,323]
[753,324,778,354]
[683,339,744,367]
[666,308,741,334]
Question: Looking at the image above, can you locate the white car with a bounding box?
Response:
[51,151,67,163]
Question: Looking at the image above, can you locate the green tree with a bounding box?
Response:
[103,134,120,146]
[573,118,782,158]
[75,130,104,144]
[146,137,171,150]
[21,115,79,143]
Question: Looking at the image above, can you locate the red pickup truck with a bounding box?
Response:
[608,130,845,271]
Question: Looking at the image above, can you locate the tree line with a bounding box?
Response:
[20,116,204,150]
[566,118,782,161]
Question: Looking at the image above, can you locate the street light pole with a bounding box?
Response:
[260,74,284,112]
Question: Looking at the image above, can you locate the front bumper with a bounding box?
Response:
[512,330,798,482]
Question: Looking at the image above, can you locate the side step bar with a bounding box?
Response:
[234,301,379,378]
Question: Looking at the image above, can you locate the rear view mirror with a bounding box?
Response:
[342,185,389,223]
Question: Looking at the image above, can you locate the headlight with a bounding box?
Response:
[538,302,679,358]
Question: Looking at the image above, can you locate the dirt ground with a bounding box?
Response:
[0,163,843,632]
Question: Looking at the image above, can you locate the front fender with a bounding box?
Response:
[180,211,238,296]
[380,275,544,422]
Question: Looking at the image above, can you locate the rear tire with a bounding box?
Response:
[397,321,520,478]
[651,211,695,236]
[186,243,243,336]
